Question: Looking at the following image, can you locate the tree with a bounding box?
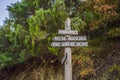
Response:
[0,0,120,80]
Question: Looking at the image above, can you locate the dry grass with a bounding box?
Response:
[15,66,63,80]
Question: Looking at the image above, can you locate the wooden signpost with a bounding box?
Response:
[51,17,88,80]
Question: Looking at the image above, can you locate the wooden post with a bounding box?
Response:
[64,17,72,80]
[51,17,88,80]
[64,47,72,80]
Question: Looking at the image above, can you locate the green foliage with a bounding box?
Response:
[108,64,120,73]
[0,52,14,68]
[17,49,30,63]
[107,27,120,38]
[27,8,48,56]
[48,47,60,56]
[82,11,95,23]
[71,17,86,31]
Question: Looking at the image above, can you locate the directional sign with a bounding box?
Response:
[51,42,88,47]
[53,36,87,41]
[58,30,78,35]
[81,0,87,2]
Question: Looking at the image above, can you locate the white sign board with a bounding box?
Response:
[51,42,88,47]
[53,36,87,41]
[58,30,78,35]
[81,0,87,2]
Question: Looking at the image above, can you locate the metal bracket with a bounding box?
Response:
[61,53,67,64]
